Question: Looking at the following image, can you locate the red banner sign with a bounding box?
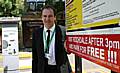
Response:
[66,34,120,72]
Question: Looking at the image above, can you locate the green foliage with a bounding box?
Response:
[54,1,65,19]
[45,0,54,5]
[54,1,65,13]
[45,0,65,19]
[0,0,24,17]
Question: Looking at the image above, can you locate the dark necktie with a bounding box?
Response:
[46,30,50,53]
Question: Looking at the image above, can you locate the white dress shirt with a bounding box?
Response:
[43,24,56,65]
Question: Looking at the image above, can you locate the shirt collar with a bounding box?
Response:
[44,24,55,32]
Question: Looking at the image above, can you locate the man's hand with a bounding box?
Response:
[64,40,71,54]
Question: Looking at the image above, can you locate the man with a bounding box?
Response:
[32,5,67,73]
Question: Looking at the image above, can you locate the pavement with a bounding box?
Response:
[0,52,113,73]
[67,53,75,72]
[0,52,32,73]
[0,52,75,73]
[82,58,111,73]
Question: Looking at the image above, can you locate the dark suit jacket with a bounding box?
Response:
[32,25,67,73]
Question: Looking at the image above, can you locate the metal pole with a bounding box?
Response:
[4,66,8,73]
[111,71,117,73]
[75,55,82,73]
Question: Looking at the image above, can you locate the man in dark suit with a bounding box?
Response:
[32,5,67,73]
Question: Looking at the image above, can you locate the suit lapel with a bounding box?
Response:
[40,27,44,49]
[55,25,62,56]
[37,27,45,57]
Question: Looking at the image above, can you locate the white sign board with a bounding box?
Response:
[2,27,18,55]
[82,0,120,24]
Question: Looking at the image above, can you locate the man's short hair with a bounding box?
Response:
[41,5,56,16]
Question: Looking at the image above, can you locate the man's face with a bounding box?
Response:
[42,8,56,28]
